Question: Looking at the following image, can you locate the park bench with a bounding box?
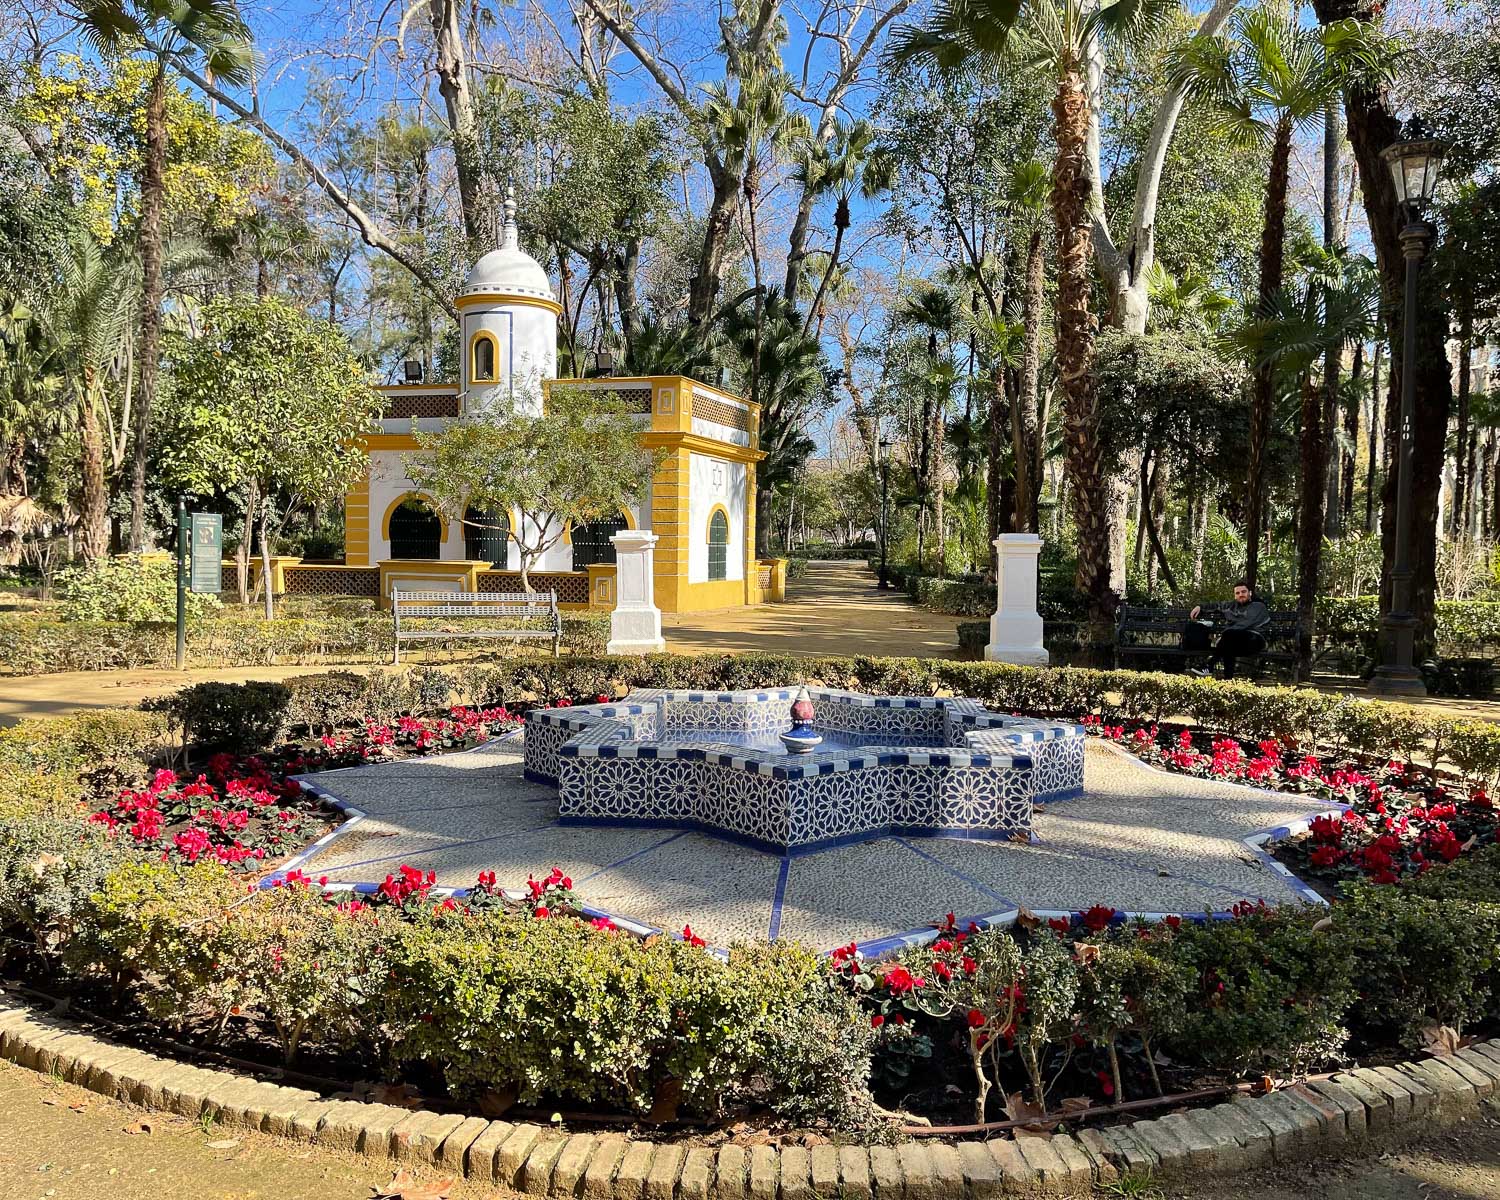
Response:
[1114,604,1301,678]
[392,589,560,664]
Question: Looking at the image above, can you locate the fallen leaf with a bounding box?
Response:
[1312,916,1334,933]
[122,1121,153,1135]
[1014,909,1041,930]
[1058,1096,1094,1115]
[370,1081,423,1109]
[477,1085,517,1118]
[41,1098,58,1106]
[1002,1091,1057,1135]
[1072,942,1100,964]
[1421,1023,1462,1057]
[205,1139,240,1150]
[369,1169,454,1200]
[67,1103,88,1113]
[647,1077,683,1124]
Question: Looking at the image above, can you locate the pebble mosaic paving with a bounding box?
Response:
[290,732,1329,950]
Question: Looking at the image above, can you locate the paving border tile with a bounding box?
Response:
[0,994,1493,1200]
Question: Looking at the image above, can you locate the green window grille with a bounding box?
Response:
[464,506,509,568]
[708,510,729,581]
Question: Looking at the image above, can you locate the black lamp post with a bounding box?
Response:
[878,437,892,589]
[1369,130,1445,697]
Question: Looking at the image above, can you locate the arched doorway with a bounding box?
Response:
[571,513,630,570]
[464,506,510,567]
[388,497,441,559]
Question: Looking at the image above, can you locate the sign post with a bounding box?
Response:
[174,497,188,670]
[189,512,223,595]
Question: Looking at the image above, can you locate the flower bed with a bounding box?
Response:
[3,654,1500,1138]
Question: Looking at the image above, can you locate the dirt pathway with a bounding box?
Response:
[0,1058,494,1200]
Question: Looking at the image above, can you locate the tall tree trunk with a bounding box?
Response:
[1452,310,1473,536]
[431,0,487,246]
[1297,374,1329,680]
[130,60,168,553]
[1312,0,1454,648]
[931,366,946,578]
[259,494,276,621]
[987,369,1006,550]
[614,237,641,352]
[1342,340,1363,523]
[1012,227,1044,533]
[1322,101,1345,540]
[1245,114,1295,588]
[1366,340,1383,532]
[1053,62,1111,640]
[689,162,740,327]
[79,380,109,562]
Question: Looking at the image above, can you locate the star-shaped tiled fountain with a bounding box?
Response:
[281,733,1339,954]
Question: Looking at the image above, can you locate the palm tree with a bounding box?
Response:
[793,119,895,338]
[1228,246,1379,677]
[43,232,131,562]
[68,0,254,551]
[1172,4,1391,586]
[898,286,957,574]
[891,0,1177,632]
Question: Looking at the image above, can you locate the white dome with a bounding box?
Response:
[461,189,554,301]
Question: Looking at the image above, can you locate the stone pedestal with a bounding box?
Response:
[984,534,1048,666]
[606,530,666,655]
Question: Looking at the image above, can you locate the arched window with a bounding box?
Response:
[571,513,630,570]
[389,497,441,560]
[707,509,730,581]
[471,331,498,383]
[464,506,509,568]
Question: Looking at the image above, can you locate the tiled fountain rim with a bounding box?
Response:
[529,686,1084,782]
[272,730,1351,958]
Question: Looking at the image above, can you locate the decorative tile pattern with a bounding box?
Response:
[526,688,1085,853]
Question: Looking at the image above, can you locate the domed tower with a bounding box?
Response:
[458,187,559,416]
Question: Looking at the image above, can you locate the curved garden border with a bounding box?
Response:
[2,990,1498,1197]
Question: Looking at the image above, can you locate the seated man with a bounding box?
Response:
[1187,582,1270,679]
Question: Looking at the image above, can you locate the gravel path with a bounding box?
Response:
[293,735,1328,950]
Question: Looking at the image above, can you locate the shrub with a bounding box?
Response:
[1406,843,1500,903]
[0,812,133,957]
[1334,883,1500,1047]
[383,908,870,1120]
[219,882,383,1062]
[1164,907,1356,1076]
[69,860,245,1025]
[147,681,293,753]
[1075,938,1192,1100]
[57,554,220,623]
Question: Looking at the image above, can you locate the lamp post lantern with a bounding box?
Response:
[1369,130,1445,697]
[878,437,892,589]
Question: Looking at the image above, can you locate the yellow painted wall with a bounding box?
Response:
[344,472,371,566]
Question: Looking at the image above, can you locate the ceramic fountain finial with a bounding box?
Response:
[779,685,823,754]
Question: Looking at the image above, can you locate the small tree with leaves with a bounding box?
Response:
[405,385,661,592]
[160,297,382,616]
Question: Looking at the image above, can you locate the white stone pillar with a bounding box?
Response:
[984,534,1048,666]
[606,530,666,655]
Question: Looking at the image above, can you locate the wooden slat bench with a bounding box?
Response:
[392,589,560,664]
[1114,604,1301,678]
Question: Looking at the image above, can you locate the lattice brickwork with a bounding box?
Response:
[757,563,772,589]
[384,393,460,419]
[690,393,750,431]
[479,570,590,606]
[283,566,381,597]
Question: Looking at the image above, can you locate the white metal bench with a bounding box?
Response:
[392,589,561,664]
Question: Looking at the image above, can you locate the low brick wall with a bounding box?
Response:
[1,992,1497,1196]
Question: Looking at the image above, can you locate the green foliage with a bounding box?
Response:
[406,385,661,588]
[0,812,132,956]
[57,554,221,623]
[0,611,608,675]
[383,907,871,1121]
[1334,884,1500,1047]
[1165,908,1356,1076]
[158,297,381,559]
[146,680,292,753]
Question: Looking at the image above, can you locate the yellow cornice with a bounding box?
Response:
[376,384,459,393]
[639,431,766,463]
[456,292,564,315]
[363,433,422,450]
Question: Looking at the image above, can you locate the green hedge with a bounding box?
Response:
[248,652,1498,780]
[1320,596,1500,651]
[0,612,611,675]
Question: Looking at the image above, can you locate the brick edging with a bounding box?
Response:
[1,994,1497,1196]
